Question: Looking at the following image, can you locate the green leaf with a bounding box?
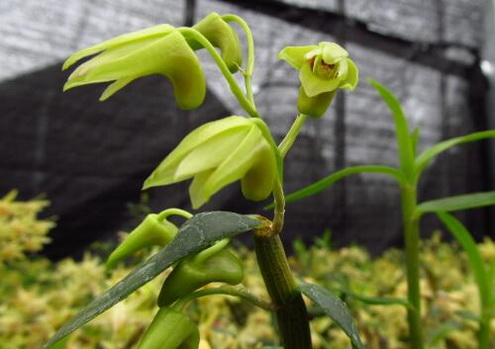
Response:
[298,283,364,349]
[417,191,495,214]
[437,212,491,310]
[279,165,404,206]
[369,79,415,177]
[455,310,481,323]
[43,211,262,349]
[410,127,420,157]
[427,320,463,346]
[344,291,412,309]
[414,130,495,178]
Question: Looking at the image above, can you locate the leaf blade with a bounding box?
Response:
[298,283,364,349]
[417,191,495,214]
[280,165,403,206]
[436,212,491,310]
[369,79,415,177]
[415,130,495,178]
[44,211,262,349]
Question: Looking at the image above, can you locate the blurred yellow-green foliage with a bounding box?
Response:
[1,193,494,348]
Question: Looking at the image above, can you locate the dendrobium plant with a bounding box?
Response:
[45,11,366,349]
[44,9,495,349]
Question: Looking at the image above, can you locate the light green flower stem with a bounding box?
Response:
[173,285,276,312]
[177,27,261,118]
[279,114,309,157]
[401,183,424,349]
[221,14,256,104]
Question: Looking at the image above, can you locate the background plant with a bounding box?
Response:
[4,199,495,349]
[284,79,495,348]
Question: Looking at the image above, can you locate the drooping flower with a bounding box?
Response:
[142,116,278,209]
[63,25,206,110]
[278,42,359,118]
[189,12,243,73]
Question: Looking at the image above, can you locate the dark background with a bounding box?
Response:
[0,0,493,259]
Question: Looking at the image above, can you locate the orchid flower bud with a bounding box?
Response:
[106,209,192,269]
[63,26,206,110]
[138,307,199,349]
[158,240,244,307]
[189,12,243,73]
[143,116,277,209]
[278,42,358,118]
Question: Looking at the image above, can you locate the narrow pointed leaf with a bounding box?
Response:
[437,212,491,309]
[298,283,364,349]
[410,126,420,157]
[417,191,495,214]
[369,79,415,177]
[43,211,262,349]
[344,291,412,309]
[277,165,404,207]
[415,130,495,177]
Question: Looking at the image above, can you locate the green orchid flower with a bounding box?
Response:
[188,12,243,73]
[143,116,278,209]
[63,25,206,110]
[278,42,359,118]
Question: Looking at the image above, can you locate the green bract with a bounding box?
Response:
[137,307,199,349]
[279,42,358,117]
[143,116,277,209]
[63,25,206,110]
[189,12,243,73]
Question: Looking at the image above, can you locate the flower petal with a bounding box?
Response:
[99,76,135,101]
[300,63,340,97]
[338,58,359,90]
[278,45,317,70]
[142,116,250,189]
[241,141,277,201]
[62,24,175,70]
[320,42,348,64]
[174,128,249,181]
[202,126,262,203]
[189,170,214,209]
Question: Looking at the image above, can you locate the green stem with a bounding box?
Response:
[221,14,256,104]
[178,27,261,118]
[254,231,312,349]
[479,319,491,349]
[400,183,424,349]
[173,285,276,312]
[278,114,309,158]
[157,208,193,221]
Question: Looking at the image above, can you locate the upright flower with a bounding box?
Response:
[63,25,206,110]
[279,42,359,118]
[143,116,278,209]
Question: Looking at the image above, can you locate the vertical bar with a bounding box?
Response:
[331,0,347,229]
[184,0,196,27]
